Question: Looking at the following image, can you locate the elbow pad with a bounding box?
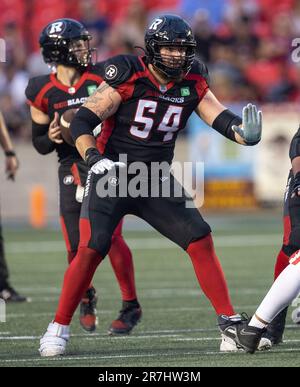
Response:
[71,107,102,142]
[212,110,242,142]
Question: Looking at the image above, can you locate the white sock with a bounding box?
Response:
[249,264,300,328]
[249,314,267,329]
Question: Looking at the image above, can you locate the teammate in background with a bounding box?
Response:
[221,128,300,354]
[256,127,300,350]
[25,18,141,334]
[0,111,27,302]
[39,14,262,357]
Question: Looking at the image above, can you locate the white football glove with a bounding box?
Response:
[91,158,126,174]
[232,103,262,145]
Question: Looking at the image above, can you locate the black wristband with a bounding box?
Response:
[5,150,16,157]
[85,147,103,168]
[212,109,242,142]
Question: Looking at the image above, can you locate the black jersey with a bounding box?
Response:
[25,64,103,164]
[96,55,209,164]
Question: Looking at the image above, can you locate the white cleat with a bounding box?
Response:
[220,333,244,352]
[39,321,70,357]
[257,337,272,351]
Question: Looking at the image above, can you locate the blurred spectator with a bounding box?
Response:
[192,10,217,63]
[180,0,226,27]
[105,0,147,56]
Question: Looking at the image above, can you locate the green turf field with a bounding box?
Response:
[1,212,300,367]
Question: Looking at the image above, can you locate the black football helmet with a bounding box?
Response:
[39,18,93,69]
[145,14,196,79]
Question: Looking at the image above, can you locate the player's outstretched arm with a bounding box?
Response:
[195,90,262,145]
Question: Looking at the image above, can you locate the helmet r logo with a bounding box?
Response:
[149,18,163,31]
[48,22,65,35]
[105,65,118,80]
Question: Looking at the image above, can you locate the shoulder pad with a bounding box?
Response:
[190,59,210,86]
[102,55,137,87]
[89,62,105,78]
[25,75,51,102]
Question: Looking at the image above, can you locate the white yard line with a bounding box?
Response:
[6,234,282,254]
[1,347,300,364]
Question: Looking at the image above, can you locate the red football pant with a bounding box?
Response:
[187,234,235,316]
[55,247,103,325]
[109,221,137,301]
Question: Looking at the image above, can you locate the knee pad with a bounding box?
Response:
[89,231,112,258]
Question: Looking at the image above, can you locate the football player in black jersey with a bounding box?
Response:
[256,128,300,351]
[39,14,262,357]
[220,131,300,354]
[26,19,141,334]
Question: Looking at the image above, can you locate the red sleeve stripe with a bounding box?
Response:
[185,74,209,101]
[33,81,54,114]
[96,116,115,154]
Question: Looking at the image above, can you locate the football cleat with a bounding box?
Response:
[79,287,98,332]
[39,321,70,357]
[291,306,300,324]
[108,301,142,335]
[218,314,245,352]
[258,308,287,351]
[221,321,264,354]
[0,286,28,302]
[257,336,272,351]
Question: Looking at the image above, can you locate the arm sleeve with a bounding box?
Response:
[32,121,55,155]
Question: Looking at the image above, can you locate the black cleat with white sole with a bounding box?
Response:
[222,321,265,354]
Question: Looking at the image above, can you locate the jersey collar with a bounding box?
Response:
[50,72,89,95]
[139,56,175,93]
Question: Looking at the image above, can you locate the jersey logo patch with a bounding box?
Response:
[63,175,74,185]
[180,87,190,97]
[87,85,97,95]
[105,65,118,80]
[47,21,66,35]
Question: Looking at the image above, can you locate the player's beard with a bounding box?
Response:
[153,64,184,83]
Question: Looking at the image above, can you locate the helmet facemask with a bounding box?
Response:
[150,41,196,79]
[67,37,95,68]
